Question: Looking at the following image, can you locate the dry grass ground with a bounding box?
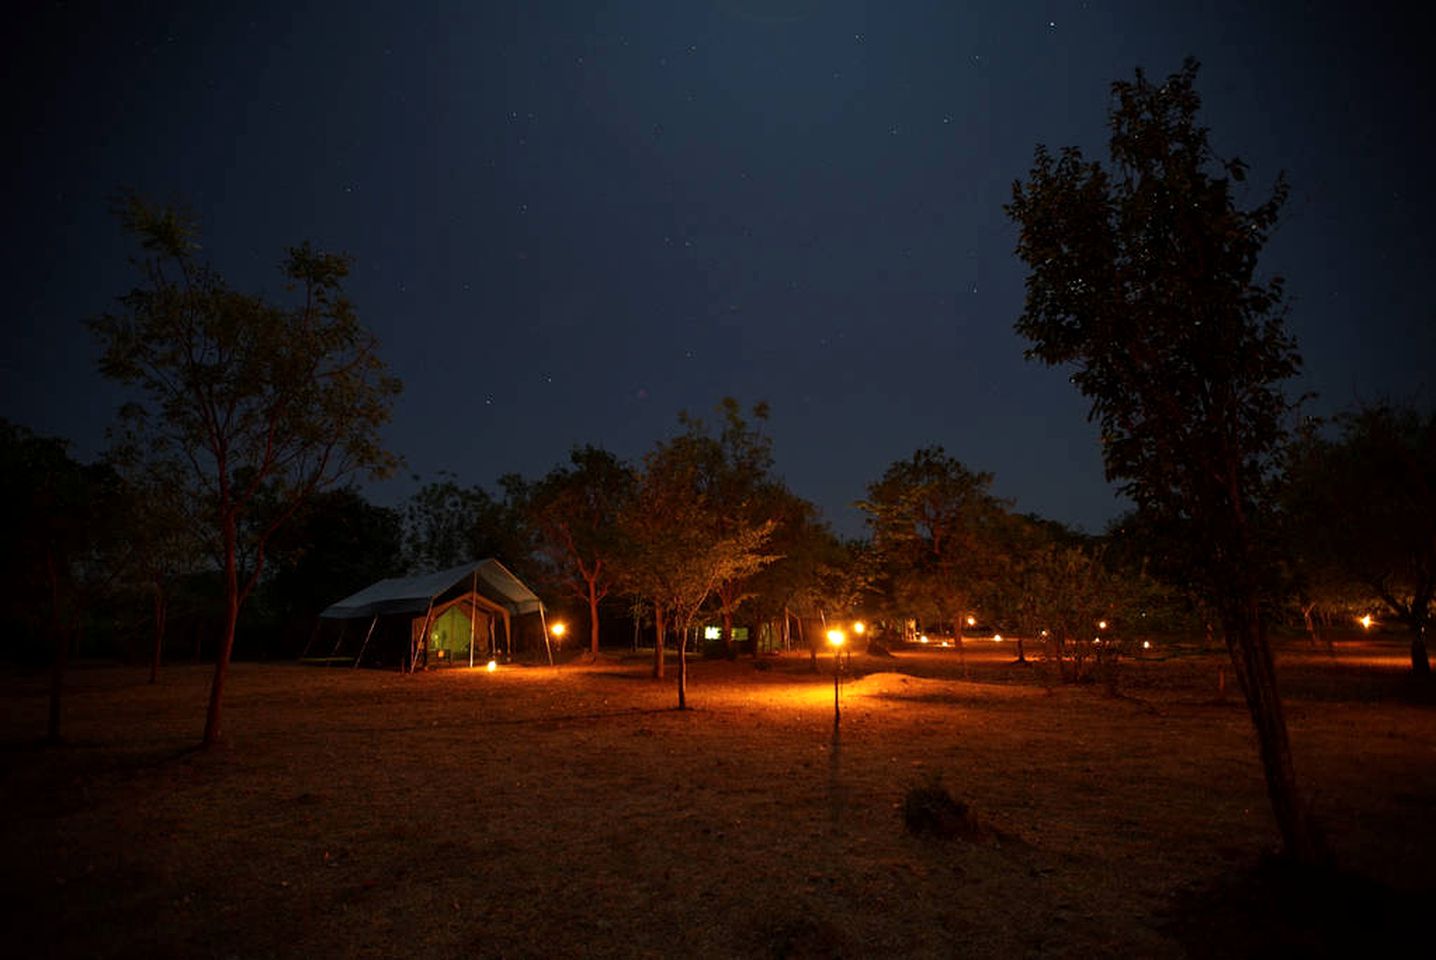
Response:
[2,637,1433,958]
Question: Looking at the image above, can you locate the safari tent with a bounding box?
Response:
[309,560,551,669]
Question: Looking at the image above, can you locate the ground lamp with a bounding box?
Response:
[826,628,846,724]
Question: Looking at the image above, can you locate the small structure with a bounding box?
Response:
[310,560,551,670]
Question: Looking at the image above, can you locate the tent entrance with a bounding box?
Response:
[410,591,510,669]
[420,605,494,667]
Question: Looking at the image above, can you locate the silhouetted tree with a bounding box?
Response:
[108,455,204,682]
[746,493,841,656]
[858,447,1009,674]
[403,474,533,576]
[525,446,635,657]
[263,486,404,655]
[90,196,400,746]
[1006,60,1316,860]
[1284,403,1434,675]
[694,399,787,658]
[0,421,122,740]
[617,425,774,706]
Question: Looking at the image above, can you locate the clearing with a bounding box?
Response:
[2,638,1432,958]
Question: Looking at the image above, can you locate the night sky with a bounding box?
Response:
[5,1,1432,539]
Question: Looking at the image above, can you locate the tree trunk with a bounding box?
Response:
[150,582,168,685]
[947,608,968,678]
[722,607,735,659]
[45,548,65,744]
[1300,601,1320,647]
[587,577,601,656]
[677,631,689,710]
[1222,594,1320,863]
[203,520,240,747]
[652,605,666,679]
[1411,622,1430,678]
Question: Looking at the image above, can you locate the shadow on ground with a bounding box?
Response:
[1160,854,1425,958]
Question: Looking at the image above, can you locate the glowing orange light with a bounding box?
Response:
[1141,640,1151,650]
[966,616,976,627]
[852,621,866,635]
[1098,620,1108,631]
[826,629,846,648]
[486,659,498,672]
[1359,615,1374,630]
[992,634,1003,643]
[918,634,929,644]
[551,622,567,638]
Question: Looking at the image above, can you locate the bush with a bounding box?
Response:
[902,774,982,840]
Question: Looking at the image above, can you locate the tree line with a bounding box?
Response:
[2,60,1430,866]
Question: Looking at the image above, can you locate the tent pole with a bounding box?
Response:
[415,598,436,674]
[354,615,379,668]
[538,606,553,666]
[469,570,478,668]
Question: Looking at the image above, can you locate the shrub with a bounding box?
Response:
[902,774,981,840]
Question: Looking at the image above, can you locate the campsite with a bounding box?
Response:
[3,636,1431,959]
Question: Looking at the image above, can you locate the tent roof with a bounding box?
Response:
[320,559,543,619]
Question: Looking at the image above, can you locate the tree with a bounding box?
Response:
[1284,404,1435,675]
[745,491,841,656]
[525,446,635,657]
[90,196,400,746]
[697,399,788,658]
[109,455,205,683]
[404,474,534,577]
[263,486,405,657]
[617,427,775,706]
[858,447,1009,673]
[1006,60,1316,859]
[983,513,1078,665]
[0,420,123,740]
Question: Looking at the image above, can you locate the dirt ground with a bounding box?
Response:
[2,636,1432,959]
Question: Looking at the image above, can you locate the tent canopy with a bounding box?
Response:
[320,559,543,620]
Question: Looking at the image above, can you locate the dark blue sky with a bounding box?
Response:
[5,1,1432,538]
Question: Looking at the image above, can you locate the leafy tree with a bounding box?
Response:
[263,486,405,655]
[0,421,123,740]
[617,427,775,706]
[858,447,1009,673]
[90,196,400,746]
[108,455,205,683]
[1013,543,1145,689]
[983,512,1074,665]
[746,493,844,656]
[1006,60,1316,859]
[525,446,635,657]
[403,474,534,576]
[677,398,784,657]
[1284,404,1435,675]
